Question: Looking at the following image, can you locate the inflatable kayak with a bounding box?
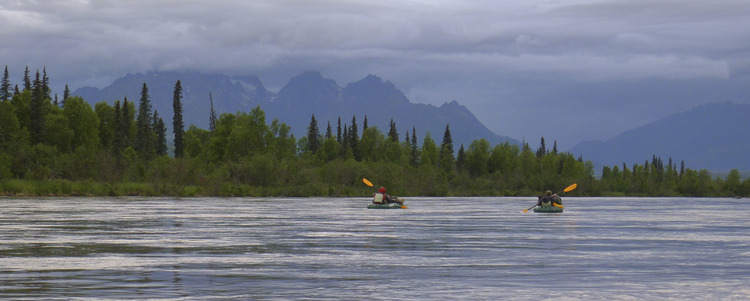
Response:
[367,202,404,209]
[368,193,406,209]
[533,205,563,213]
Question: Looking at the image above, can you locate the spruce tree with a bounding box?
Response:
[209,93,217,133]
[336,117,342,143]
[325,121,332,139]
[121,97,132,149]
[1,66,10,102]
[552,140,558,154]
[388,118,398,142]
[63,84,70,106]
[340,124,349,158]
[349,116,359,160]
[456,144,466,172]
[113,100,123,154]
[363,115,368,132]
[153,110,167,156]
[23,66,31,91]
[410,126,419,166]
[42,67,50,100]
[172,80,184,157]
[536,137,547,157]
[307,114,320,154]
[439,124,455,172]
[29,70,46,144]
[135,83,154,158]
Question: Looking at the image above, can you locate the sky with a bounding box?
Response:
[2,0,749,150]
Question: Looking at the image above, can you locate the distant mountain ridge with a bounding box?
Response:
[570,102,750,172]
[73,71,519,150]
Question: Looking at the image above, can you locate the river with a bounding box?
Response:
[1,196,748,300]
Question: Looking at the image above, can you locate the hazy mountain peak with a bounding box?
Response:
[570,102,750,172]
[276,71,341,106]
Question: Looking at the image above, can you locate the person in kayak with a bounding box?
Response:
[537,190,554,207]
[552,193,562,206]
[373,186,395,204]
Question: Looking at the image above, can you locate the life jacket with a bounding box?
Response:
[373,193,385,204]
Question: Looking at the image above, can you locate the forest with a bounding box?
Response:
[1,66,748,197]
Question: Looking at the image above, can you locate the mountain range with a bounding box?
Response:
[73,71,749,173]
[570,102,750,172]
[72,71,518,152]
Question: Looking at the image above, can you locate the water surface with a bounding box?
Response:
[1,197,748,300]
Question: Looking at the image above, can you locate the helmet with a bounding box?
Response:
[546,190,552,196]
[378,186,386,193]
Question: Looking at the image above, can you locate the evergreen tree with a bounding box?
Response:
[456,144,466,172]
[135,83,154,158]
[325,121,332,139]
[209,93,217,133]
[349,116,359,160]
[29,70,46,144]
[340,124,349,158]
[410,126,419,166]
[680,160,685,176]
[113,100,123,154]
[536,137,547,157]
[23,66,31,91]
[63,84,70,106]
[388,118,398,142]
[153,110,168,156]
[307,114,320,154]
[336,117,342,143]
[120,97,132,149]
[42,67,50,100]
[439,124,455,172]
[552,140,558,154]
[363,115,368,132]
[1,66,10,102]
[172,80,184,157]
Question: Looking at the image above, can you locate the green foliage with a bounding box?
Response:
[63,97,100,150]
[0,68,745,197]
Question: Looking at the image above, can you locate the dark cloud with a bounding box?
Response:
[2,0,749,148]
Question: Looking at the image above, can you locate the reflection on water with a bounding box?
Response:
[1,197,749,299]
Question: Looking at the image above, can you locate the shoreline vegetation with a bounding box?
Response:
[1,66,749,198]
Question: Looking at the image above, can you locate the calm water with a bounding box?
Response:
[1,196,749,300]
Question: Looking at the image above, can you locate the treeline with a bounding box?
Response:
[1,66,749,197]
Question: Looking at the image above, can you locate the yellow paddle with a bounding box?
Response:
[523,183,576,212]
[362,178,407,209]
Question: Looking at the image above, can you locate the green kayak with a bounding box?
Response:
[367,202,404,209]
[533,206,564,213]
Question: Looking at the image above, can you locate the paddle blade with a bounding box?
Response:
[522,209,528,212]
[363,178,373,187]
[553,203,564,208]
[563,183,577,192]
[401,205,408,209]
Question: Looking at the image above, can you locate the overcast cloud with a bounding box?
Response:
[2,0,749,149]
